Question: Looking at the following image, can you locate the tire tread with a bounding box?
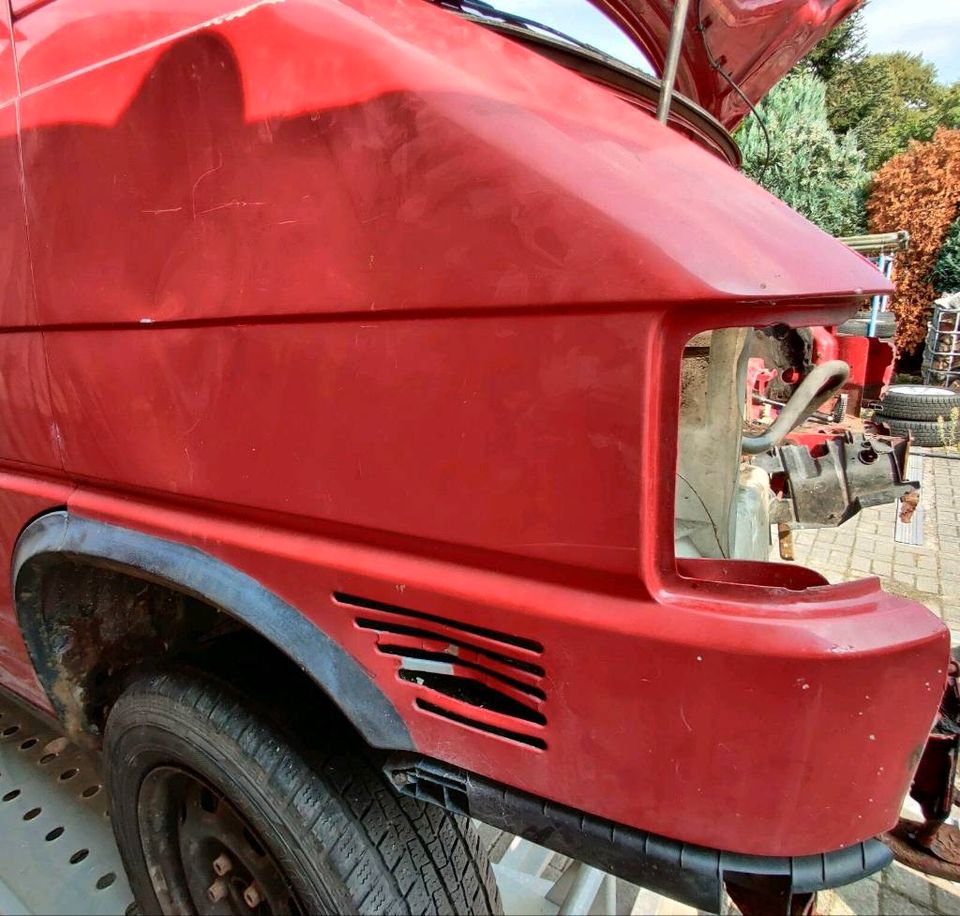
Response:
[876,414,950,447]
[880,387,960,422]
[106,668,501,915]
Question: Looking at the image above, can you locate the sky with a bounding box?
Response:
[490,0,960,85]
[861,0,960,83]
[482,0,652,70]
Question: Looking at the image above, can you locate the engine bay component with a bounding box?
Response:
[741,360,850,455]
[756,432,917,529]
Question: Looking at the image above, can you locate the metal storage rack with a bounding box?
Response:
[923,294,960,391]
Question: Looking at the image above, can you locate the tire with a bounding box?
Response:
[105,668,502,915]
[879,384,960,422]
[876,414,951,447]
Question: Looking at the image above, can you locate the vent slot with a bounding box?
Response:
[335,592,542,653]
[379,645,545,700]
[398,670,545,724]
[356,619,545,677]
[344,590,548,750]
[415,700,547,750]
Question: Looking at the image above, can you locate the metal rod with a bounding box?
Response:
[839,230,909,254]
[867,253,891,338]
[751,393,833,424]
[656,0,691,123]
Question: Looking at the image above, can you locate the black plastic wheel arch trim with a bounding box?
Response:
[12,510,413,751]
[384,755,893,914]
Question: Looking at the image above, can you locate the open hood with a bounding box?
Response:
[592,0,862,129]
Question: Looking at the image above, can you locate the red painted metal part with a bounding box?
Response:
[587,0,862,129]
[810,325,896,414]
[746,357,776,421]
[836,333,897,407]
[0,0,946,864]
[7,0,864,132]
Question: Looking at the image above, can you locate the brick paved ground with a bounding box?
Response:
[789,448,960,916]
[788,449,960,632]
[816,862,960,916]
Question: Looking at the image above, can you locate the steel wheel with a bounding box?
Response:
[138,766,307,915]
[107,668,501,915]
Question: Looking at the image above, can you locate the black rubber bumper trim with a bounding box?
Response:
[385,755,892,913]
[13,510,413,751]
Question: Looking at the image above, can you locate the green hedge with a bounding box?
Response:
[932,215,960,295]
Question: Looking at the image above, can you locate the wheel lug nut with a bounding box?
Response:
[213,853,233,876]
[243,883,262,908]
[207,879,228,903]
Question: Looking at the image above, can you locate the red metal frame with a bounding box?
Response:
[0,0,946,863]
[586,0,861,128]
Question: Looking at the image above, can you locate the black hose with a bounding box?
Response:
[741,360,850,455]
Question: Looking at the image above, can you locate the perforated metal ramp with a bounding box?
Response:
[0,691,134,916]
[0,687,652,916]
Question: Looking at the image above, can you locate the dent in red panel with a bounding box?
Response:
[0,333,61,467]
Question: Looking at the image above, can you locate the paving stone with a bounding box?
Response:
[930,879,960,916]
[897,544,929,557]
[884,863,936,909]
[878,887,937,916]
[824,877,880,915]
[941,578,960,592]
[855,535,882,550]
[924,598,944,616]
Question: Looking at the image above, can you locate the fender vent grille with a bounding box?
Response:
[334,592,547,750]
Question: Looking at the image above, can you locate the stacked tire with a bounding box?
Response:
[876,384,960,446]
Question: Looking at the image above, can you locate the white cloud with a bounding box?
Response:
[862,0,960,82]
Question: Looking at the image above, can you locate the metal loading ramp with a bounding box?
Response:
[0,692,134,915]
[0,689,676,916]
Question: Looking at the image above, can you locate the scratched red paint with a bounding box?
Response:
[0,0,946,860]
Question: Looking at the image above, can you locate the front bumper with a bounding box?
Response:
[386,755,893,914]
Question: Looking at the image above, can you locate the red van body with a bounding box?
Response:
[0,0,948,911]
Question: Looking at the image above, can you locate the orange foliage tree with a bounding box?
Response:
[868,128,960,353]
